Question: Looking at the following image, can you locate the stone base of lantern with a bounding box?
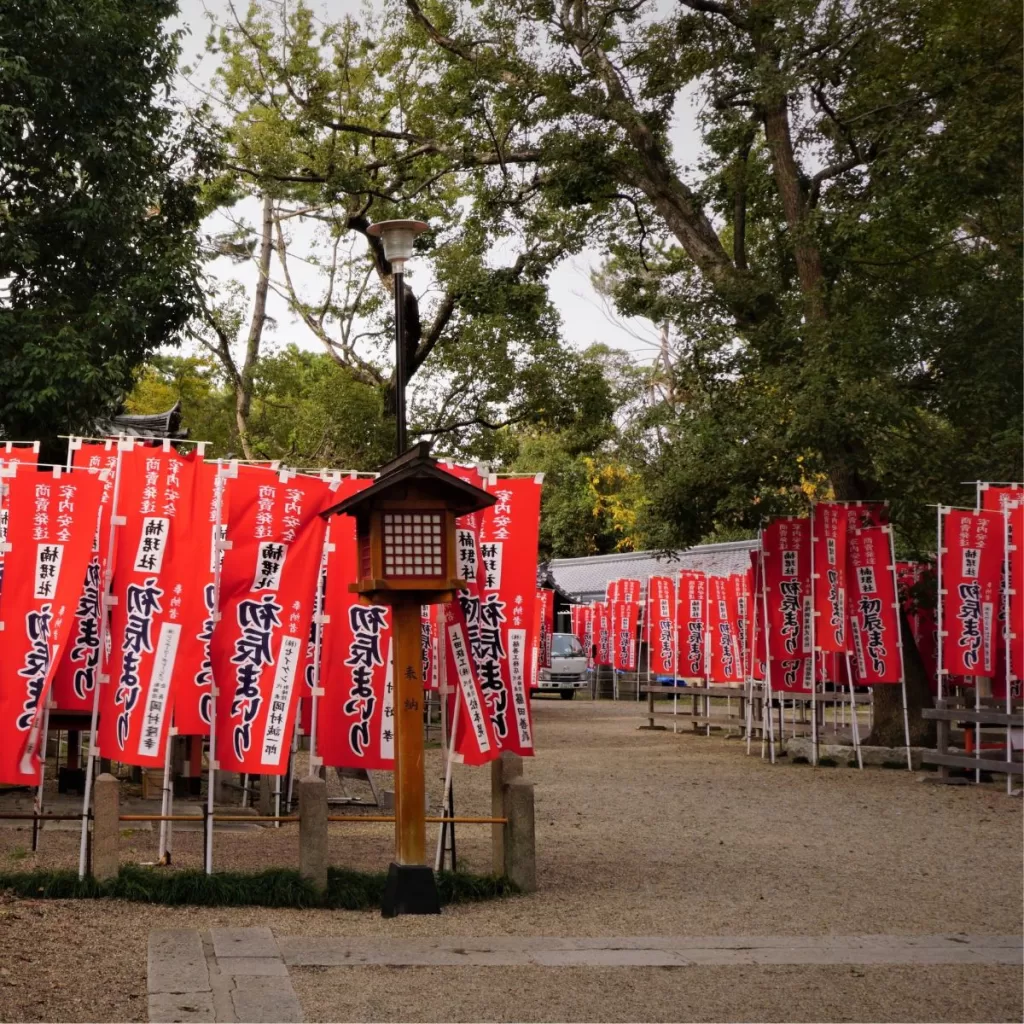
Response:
[380,862,440,918]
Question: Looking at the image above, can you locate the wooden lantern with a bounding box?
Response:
[321,441,494,915]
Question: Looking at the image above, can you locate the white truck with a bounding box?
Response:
[533,632,589,700]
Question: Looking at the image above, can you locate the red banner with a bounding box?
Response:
[646,576,676,676]
[0,444,40,595]
[212,468,334,775]
[763,517,812,692]
[478,478,541,755]
[941,509,1003,678]
[811,503,848,654]
[729,571,751,680]
[98,446,199,768]
[535,589,553,670]
[847,527,902,683]
[443,597,500,766]
[999,503,1023,697]
[612,599,639,671]
[318,476,395,770]
[593,601,611,665]
[421,605,438,691]
[676,570,707,680]
[51,442,119,712]
[979,484,1024,513]
[748,553,766,680]
[707,575,743,683]
[0,466,106,784]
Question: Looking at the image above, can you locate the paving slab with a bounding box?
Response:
[148,930,210,995]
[275,933,1022,969]
[218,956,290,977]
[147,992,216,1023]
[230,976,304,1023]
[210,926,280,960]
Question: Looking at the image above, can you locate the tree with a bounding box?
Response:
[384,0,1020,741]
[0,0,209,450]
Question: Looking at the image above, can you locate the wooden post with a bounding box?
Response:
[392,600,426,866]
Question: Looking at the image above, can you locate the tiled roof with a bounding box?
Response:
[548,540,759,603]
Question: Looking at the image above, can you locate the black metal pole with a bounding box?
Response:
[394,267,407,455]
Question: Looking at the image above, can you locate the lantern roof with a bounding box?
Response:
[321,441,496,520]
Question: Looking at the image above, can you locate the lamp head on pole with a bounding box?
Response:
[367,219,429,271]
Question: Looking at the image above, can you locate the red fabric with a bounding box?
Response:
[0,445,40,595]
[478,479,541,755]
[211,468,333,775]
[612,599,639,671]
[535,589,553,669]
[940,509,1003,678]
[315,477,395,769]
[728,572,752,680]
[707,575,743,683]
[992,503,1023,700]
[749,553,766,680]
[0,466,106,784]
[762,517,812,692]
[51,443,118,712]
[811,503,849,654]
[646,576,676,676]
[98,446,199,768]
[442,598,500,765]
[593,601,611,666]
[847,527,903,683]
[979,485,1024,513]
[897,560,938,694]
[676,570,707,680]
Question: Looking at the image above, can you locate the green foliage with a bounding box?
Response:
[0,0,209,447]
[0,865,518,909]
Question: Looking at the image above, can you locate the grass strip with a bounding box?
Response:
[0,865,518,909]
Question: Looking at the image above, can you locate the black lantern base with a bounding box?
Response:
[380,862,441,917]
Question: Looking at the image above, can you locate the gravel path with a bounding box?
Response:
[0,698,1020,1022]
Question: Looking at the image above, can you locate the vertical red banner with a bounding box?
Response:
[707,575,743,683]
[98,446,198,768]
[593,601,611,665]
[811,503,848,654]
[443,598,500,766]
[612,600,639,671]
[1002,503,1024,697]
[0,466,106,784]
[763,517,812,692]
[212,469,334,776]
[980,485,1024,513]
[535,589,553,670]
[0,443,40,596]
[728,572,751,681]
[646,576,676,676]
[676,570,706,680]
[479,478,541,755]
[847,527,903,683]
[318,477,396,770]
[169,460,228,736]
[941,509,1003,678]
[51,442,119,713]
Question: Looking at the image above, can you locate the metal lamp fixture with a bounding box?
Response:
[367,220,430,456]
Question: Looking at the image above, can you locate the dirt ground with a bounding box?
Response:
[0,698,1020,1022]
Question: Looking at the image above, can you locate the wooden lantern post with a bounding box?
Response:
[321,441,495,915]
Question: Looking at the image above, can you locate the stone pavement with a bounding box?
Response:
[148,928,1021,1021]
[148,927,303,1023]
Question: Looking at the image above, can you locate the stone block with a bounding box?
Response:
[785,736,923,769]
[147,991,216,1023]
[231,975,304,1023]
[258,773,273,816]
[491,751,523,870]
[210,926,279,959]
[504,777,536,893]
[92,772,119,882]
[147,929,209,995]
[298,775,328,892]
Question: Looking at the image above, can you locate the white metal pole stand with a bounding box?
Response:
[673,573,680,734]
[205,459,235,874]
[434,628,462,871]
[78,437,134,880]
[1003,505,1016,795]
[157,727,175,863]
[306,525,332,782]
[759,541,776,764]
[844,653,864,770]
[936,507,947,779]
[809,502,819,765]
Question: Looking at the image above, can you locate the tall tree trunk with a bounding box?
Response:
[236,192,274,460]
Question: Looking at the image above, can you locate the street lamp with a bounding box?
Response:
[367,219,429,456]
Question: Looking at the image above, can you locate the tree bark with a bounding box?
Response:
[867,607,936,747]
[236,192,274,460]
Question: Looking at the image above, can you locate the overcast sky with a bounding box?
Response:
[170,0,704,368]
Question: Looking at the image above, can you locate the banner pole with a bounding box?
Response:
[307,527,330,777]
[936,507,946,704]
[434,650,461,871]
[157,730,173,861]
[759,536,776,763]
[809,503,818,764]
[1004,505,1014,795]
[673,574,680,733]
[205,459,229,875]
[845,653,864,769]
[78,439,131,879]
[31,701,52,853]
